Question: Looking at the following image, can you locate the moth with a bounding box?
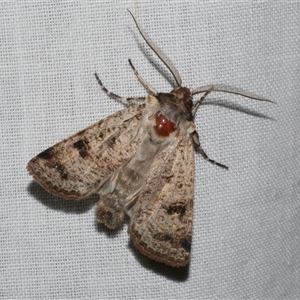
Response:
[27,11,274,267]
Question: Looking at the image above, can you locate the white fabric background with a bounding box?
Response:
[1,1,299,299]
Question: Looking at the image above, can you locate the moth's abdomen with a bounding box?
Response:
[154,114,176,137]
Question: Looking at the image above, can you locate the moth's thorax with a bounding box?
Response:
[154,114,176,137]
[145,94,195,140]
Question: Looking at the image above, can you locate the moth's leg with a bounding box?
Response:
[191,89,213,116]
[192,131,228,170]
[94,73,146,105]
[128,59,158,96]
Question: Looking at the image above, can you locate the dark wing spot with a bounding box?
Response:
[106,136,116,148]
[73,140,90,158]
[79,149,89,158]
[153,233,173,243]
[180,238,191,253]
[166,204,186,217]
[73,139,88,150]
[177,183,183,189]
[54,163,69,180]
[37,148,53,160]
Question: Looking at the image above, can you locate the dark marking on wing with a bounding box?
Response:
[79,150,89,158]
[153,233,173,243]
[73,139,90,159]
[37,148,53,160]
[180,238,191,253]
[106,136,116,148]
[166,204,186,217]
[73,139,88,150]
[54,163,69,180]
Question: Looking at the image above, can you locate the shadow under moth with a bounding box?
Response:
[27,11,275,267]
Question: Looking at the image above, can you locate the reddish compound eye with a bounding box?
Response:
[154,114,176,137]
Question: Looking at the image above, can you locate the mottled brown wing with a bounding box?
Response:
[27,105,144,200]
[128,136,194,267]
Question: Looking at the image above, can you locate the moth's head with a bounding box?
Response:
[156,88,193,123]
[170,87,193,111]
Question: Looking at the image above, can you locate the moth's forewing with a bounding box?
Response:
[127,137,194,267]
[27,105,144,200]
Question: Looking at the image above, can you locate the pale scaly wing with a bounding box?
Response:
[27,104,144,200]
[128,136,194,267]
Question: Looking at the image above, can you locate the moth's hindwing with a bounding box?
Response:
[128,136,194,267]
[27,105,144,200]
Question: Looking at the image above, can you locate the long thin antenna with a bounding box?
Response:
[128,9,182,87]
[193,84,276,104]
